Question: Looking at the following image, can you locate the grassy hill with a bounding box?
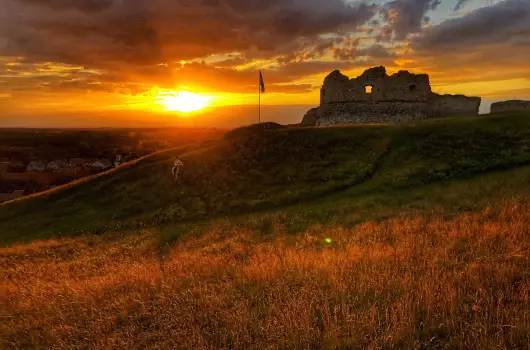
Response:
[0,112,529,244]
[1,112,530,348]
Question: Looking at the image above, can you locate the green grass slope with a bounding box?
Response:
[1,112,529,244]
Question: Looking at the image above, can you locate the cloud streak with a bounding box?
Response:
[453,0,472,11]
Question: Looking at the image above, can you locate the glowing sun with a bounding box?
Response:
[160,92,211,113]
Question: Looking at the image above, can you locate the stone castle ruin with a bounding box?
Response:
[302,66,481,126]
[490,100,530,114]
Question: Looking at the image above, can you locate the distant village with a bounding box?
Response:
[0,127,225,203]
[23,153,136,173]
[0,153,138,203]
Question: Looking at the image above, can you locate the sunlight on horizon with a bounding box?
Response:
[157,91,212,113]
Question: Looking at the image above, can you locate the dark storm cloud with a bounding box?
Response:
[412,0,530,52]
[360,44,397,58]
[401,0,530,84]
[5,0,378,68]
[378,0,442,41]
[332,40,396,62]
[1,0,383,94]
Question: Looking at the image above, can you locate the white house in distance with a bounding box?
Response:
[47,159,68,172]
[68,158,90,168]
[90,159,113,170]
[27,161,46,172]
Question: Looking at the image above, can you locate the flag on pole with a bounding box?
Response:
[259,71,265,93]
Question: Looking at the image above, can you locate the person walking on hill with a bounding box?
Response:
[172,156,184,183]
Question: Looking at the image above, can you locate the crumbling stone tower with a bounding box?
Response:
[302,66,481,126]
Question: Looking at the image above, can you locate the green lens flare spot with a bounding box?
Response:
[325,238,332,244]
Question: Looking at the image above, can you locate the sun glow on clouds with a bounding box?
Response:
[156,91,212,113]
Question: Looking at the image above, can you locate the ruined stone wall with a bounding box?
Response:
[427,94,482,117]
[317,102,429,126]
[320,66,431,105]
[490,100,530,114]
[303,66,481,126]
[301,107,319,127]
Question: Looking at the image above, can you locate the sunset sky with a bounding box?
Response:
[1,0,529,127]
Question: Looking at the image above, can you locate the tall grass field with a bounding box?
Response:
[1,112,529,348]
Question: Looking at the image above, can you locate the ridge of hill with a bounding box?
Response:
[0,112,529,244]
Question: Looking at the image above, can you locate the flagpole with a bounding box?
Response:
[258,72,261,124]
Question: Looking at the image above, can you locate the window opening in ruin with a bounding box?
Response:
[409,84,417,91]
[364,85,373,94]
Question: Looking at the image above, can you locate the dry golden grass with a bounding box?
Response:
[1,199,529,349]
